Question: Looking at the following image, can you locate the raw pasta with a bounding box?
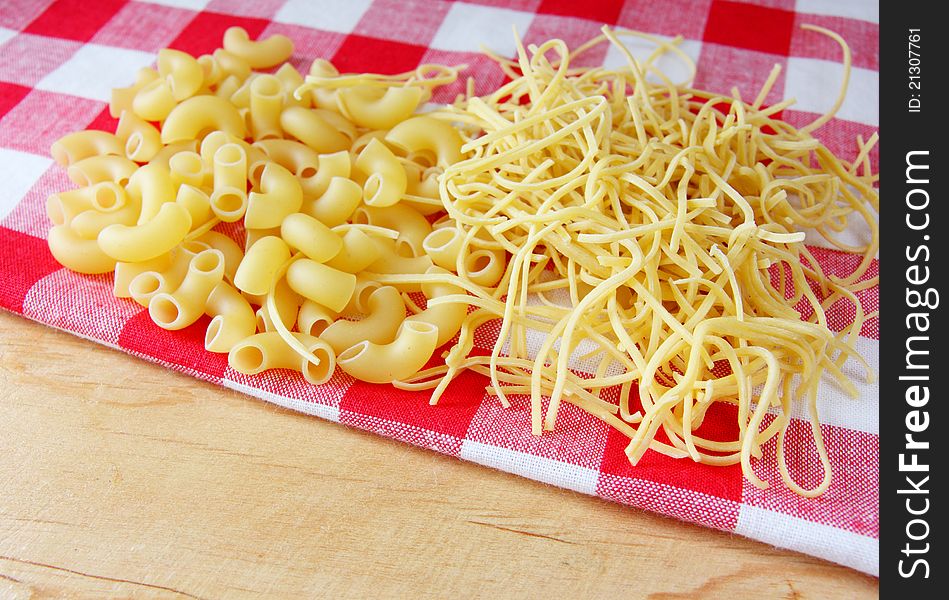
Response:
[44,25,876,496]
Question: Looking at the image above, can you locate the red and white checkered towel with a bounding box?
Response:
[0,0,879,575]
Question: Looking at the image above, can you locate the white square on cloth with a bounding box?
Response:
[0,27,16,46]
[795,0,879,24]
[0,148,52,222]
[784,57,878,126]
[430,2,535,56]
[35,43,155,102]
[273,0,374,34]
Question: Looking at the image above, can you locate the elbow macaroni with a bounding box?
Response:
[46,29,468,391]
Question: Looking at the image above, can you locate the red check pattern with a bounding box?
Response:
[0,0,880,575]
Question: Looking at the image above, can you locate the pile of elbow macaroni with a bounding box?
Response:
[47,28,475,385]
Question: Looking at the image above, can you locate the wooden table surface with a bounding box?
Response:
[0,309,878,599]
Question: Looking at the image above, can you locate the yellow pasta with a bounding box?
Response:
[385,116,464,168]
[233,235,290,296]
[126,163,175,224]
[302,175,362,227]
[210,143,248,222]
[116,111,162,162]
[229,332,335,385]
[280,212,343,263]
[66,155,138,187]
[336,85,423,130]
[132,78,177,121]
[324,227,383,273]
[223,26,293,69]
[405,267,467,347]
[98,201,192,262]
[158,48,205,101]
[285,259,356,313]
[149,249,225,330]
[110,67,159,118]
[279,106,350,153]
[51,130,123,167]
[161,95,246,144]
[47,224,117,274]
[355,138,406,207]
[352,204,431,257]
[296,299,337,337]
[249,74,284,140]
[336,320,439,384]
[245,163,302,229]
[205,281,257,352]
[320,285,405,353]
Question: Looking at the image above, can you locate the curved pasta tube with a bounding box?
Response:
[324,227,383,273]
[406,267,467,347]
[312,108,357,142]
[336,85,423,130]
[233,235,290,296]
[199,131,265,170]
[462,247,506,288]
[301,176,361,227]
[98,202,192,262]
[126,163,176,224]
[67,155,137,188]
[229,332,335,385]
[47,181,127,226]
[280,212,342,262]
[352,204,432,257]
[161,95,246,144]
[113,253,173,298]
[385,116,464,168]
[320,286,405,354]
[255,278,300,333]
[210,143,248,222]
[51,130,123,167]
[223,26,294,69]
[250,139,326,196]
[366,237,433,276]
[245,163,303,229]
[110,67,159,118]
[212,48,252,81]
[148,140,199,169]
[116,111,162,162]
[279,106,349,154]
[148,249,225,330]
[274,63,306,107]
[169,151,209,188]
[355,138,407,208]
[132,78,177,121]
[176,184,212,229]
[70,187,141,239]
[157,48,204,101]
[249,75,284,140]
[197,230,243,282]
[336,320,439,383]
[285,259,356,313]
[127,247,193,306]
[244,226,281,250]
[304,59,340,110]
[422,227,464,272]
[204,282,256,352]
[197,54,225,87]
[297,299,336,337]
[47,224,117,274]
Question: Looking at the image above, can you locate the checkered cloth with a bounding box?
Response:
[0,0,879,575]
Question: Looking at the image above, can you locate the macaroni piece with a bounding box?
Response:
[285,259,356,313]
[161,95,246,144]
[47,224,117,274]
[222,27,293,70]
[336,86,423,130]
[98,201,192,262]
[336,321,439,384]
[245,163,303,229]
[385,116,464,168]
[205,281,257,352]
[149,249,225,330]
[297,299,337,337]
[126,163,175,225]
[279,106,350,153]
[51,130,123,167]
[324,227,382,273]
[67,155,138,187]
[302,176,361,227]
[233,235,290,296]
[352,204,431,258]
[132,78,177,121]
[158,48,204,101]
[116,111,162,162]
[355,138,406,208]
[110,67,159,118]
[320,285,405,353]
[280,212,343,263]
[229,332,335,385]
[249,74,284,140]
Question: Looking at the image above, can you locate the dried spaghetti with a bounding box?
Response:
[391,26,878,497]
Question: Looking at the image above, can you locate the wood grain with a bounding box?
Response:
[0,310,878,599]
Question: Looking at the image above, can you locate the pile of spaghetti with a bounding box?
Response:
[382,26,878,497]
